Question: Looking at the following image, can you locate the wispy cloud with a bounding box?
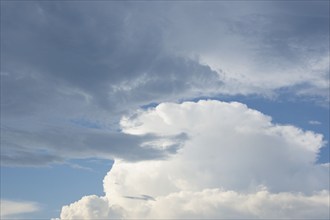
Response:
[309,120,322,125]
[0,200,40,218]
[1,125,187,166]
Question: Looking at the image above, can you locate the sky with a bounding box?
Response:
[0,0,329,219]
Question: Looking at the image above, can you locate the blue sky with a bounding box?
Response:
[1,159,112,219]
[1,1,329,219]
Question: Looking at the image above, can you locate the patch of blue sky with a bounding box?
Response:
[140,102,160,110]
[1,159,113,218]
[69,118,103,129]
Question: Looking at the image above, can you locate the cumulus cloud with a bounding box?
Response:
[59,100,330,219]
[59,196,122,219]
[0,200,40,218]
[60,189,329,219]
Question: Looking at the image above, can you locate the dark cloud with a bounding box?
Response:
[1,1,328,167]
[1,124,187,166]
[1,1,222,113]
[1,1,221,166]
[124,195,156,201]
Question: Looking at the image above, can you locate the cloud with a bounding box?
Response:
[309,120,322,125]
[60,189,329,219]
[1,125,187,166]
[2,1,328,113]
[1,2,328,218]
[1,2,220,167]
[59,100,330,219]
[1,1,222,116]
[1,1,328,167]
[0,200,40,218]
[163,1,329,100]
[59,196,122,219]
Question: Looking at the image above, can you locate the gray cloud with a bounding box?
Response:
[163,1,329,100]
[1,1,328,167]
[1,1,220,166]
[1,124,187,166]
[1,1,222,114]
[124,195,156,201]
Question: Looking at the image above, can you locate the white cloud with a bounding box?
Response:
[60,188,329,219]
[60,195,122,219]
[309,120,322,125]
[144,189,329,219]
[0,200,40,218]
[59,100,330,219]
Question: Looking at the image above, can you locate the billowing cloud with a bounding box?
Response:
[59,100,330,219]
[60,189,329,219]
[0,200,40,218]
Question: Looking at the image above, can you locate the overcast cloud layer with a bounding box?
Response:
[60,101,329,219]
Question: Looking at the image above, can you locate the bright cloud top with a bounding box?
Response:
[60,100,329,219]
